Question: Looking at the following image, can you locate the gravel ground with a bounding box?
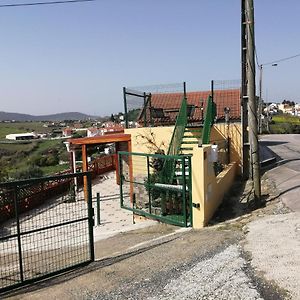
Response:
[245,212,300,299]
[148,245,262,300]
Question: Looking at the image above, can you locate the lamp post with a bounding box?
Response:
[258,63,277,134]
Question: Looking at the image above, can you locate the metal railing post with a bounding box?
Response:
[87,173,95,261]
[14,186,24,283]
[96,192,101,226]
[147,156,152,214]
[182,157,187,227]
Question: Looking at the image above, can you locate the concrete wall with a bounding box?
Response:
[191,145,237,229]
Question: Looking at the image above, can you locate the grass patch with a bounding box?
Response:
[41,164,70,175]
[0,122,52,139]
[269,114,300,134]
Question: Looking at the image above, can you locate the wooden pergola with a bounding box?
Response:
[67,133,132,200]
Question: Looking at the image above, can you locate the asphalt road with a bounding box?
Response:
[260,134,300,211]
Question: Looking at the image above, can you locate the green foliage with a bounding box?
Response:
[11,165,44,180]
[72,131,86,138]
[127,109,141,121]
[269,115,300,134]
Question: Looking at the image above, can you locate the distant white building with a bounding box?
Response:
[6,132,37,140]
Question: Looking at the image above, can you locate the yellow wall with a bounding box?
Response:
[191,145,237,229]
[125,126,174,154]
[124,126,174,177]
[211,122,242,173]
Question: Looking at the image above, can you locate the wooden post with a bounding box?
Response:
[82,144,89,201]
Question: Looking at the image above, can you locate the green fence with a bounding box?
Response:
[0,172,94,293]
[119,152,192,227]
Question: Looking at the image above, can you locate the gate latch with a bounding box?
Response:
[192,203,200,209]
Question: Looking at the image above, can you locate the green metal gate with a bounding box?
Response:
[119,152,192,227]
[0,172,94,293]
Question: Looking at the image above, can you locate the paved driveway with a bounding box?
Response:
[260,134,300,211]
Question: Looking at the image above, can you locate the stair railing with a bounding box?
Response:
[202,95,217,144]
[160,97,188,183]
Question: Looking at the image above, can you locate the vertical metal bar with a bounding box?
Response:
[143,92,147,127]
[123,87,129,129]
[188,156,193,227]
[132,193,136,224]
[14,186,24,283]
[86,173,95,262]
[211,80,214,102]
[96,192,101,226]
[183,81,187,99]
[147,156,152,214]
[149,93,153,127]
[119,152,124,208]
[181,157,187,227]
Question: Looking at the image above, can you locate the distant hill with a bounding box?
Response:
[0,111,99,121]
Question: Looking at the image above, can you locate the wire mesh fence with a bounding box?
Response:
[123,82,185,128]
[211,79,241,122]
[0,172,94,293]
[119,151,192,227]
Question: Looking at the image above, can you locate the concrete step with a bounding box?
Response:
[181,141,199,144]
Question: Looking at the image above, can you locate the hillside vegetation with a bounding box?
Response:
[0,139,70,181]
[269,114,300,134]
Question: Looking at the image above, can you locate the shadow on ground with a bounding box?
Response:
[209,178,269,225]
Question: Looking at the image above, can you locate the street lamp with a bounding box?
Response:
[258,63,277,134]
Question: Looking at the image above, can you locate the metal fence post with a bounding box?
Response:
[119,152,124,208]
[147,156,152,214]
[14,186,24,283]
[181,157,187,227]
[123,87,129,128]
[87,173,95,262]
[96,192,101,226]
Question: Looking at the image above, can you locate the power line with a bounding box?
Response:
[0,0,96,8]
[261,53,300,66]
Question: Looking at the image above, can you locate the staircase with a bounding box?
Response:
[160,95,216,184]
[180,125,203,155]
[179,95,216,155]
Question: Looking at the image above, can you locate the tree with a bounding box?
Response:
[110,114,115,122]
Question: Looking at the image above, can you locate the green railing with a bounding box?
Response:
[160,97,188,183]
[118,151,192,227]
[167,97,188,156]
[202,95,217,144]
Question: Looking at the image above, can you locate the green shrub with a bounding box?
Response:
[11,166,44,180]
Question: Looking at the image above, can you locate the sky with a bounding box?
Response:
[0,0,299,116]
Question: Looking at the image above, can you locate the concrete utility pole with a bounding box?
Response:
[258,64,263,134]
[245,0,261,202]
[241,0,250,179]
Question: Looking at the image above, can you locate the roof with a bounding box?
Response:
[138,89,240,125]
[68,133,131,146]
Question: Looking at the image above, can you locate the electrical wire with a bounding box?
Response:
[262,53,300,66]
[0,0,96,8]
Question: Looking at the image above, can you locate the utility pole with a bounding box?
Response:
[245,0,261,203]
[241,0,250,179]
[258,64,263,134]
